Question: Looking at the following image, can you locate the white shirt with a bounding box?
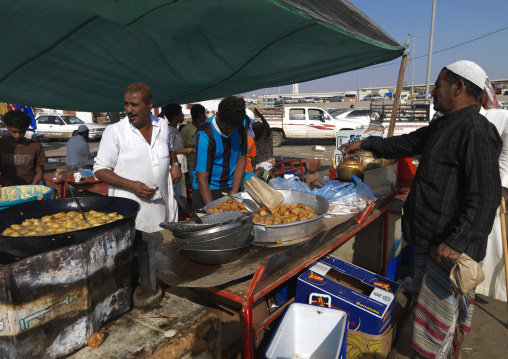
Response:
[94,115,177,232]
[168,125,188,173]
[481,108,508,187]
[246,108,255,138]
[65,135,94,168]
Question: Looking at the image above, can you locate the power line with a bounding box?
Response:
[365,26,508,70]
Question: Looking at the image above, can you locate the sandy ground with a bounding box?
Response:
[43,135,508,359]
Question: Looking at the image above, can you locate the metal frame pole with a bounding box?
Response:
[424,0,437,100]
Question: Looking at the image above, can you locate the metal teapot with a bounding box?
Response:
[336,150,365,182]
[362,151,383,171]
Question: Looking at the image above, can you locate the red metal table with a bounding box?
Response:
[157,192,397,358]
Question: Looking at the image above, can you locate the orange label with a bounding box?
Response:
[372,281,390,291]
[308,271,325,282]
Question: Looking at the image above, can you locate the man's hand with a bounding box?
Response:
[230,188,239,195]
[502,187,508,202]
[338,141,362,155]
[170,165,182,184]
[130,181,155,198]
[434,243,461,264]
[253,108,262,117]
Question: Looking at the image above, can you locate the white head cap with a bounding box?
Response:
[77,125,89,132]
[445,60,486,90]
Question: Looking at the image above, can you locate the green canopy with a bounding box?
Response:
[1,0,406,111]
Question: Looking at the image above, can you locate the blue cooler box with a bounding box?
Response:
[265,303,348,359]
[296,254,400,335]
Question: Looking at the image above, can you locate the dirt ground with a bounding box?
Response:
[43,136,508,359]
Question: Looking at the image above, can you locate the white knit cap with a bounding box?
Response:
[445,60,486,90]
[77,125,89,132]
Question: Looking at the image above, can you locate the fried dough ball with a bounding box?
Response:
[2,210,124,237]
[251,202,318,225]
[87,332,105,348]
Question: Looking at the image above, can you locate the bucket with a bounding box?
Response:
[265,301,348,359]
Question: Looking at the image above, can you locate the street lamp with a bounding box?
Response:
[424,0,437,101]
[408,33,421,97]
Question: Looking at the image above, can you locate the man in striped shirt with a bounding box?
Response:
[192,97,247,210]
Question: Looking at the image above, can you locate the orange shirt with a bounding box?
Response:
[245,135,256,172]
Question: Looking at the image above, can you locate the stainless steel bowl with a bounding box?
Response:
[173,214,254,250]
[203,191,329,243]
[173,236,253,265]
[160,211,248,234]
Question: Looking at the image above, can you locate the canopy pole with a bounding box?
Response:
[387,41,409,138]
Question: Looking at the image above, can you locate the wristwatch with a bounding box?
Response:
[171,162,181,167]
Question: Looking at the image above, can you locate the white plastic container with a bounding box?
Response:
[284,172,295,179]
[265,302,348,359]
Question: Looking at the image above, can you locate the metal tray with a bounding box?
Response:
[203,190,329,243]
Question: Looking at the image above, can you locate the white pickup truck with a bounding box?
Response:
[257,106,370,147]
[369,100,436,136]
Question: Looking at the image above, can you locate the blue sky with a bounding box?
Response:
[245,0,508,96]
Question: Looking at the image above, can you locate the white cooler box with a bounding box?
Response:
[265,301,348,359]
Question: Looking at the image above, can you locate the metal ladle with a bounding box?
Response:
[62,176,89,222]
[244,198,273,215]
[173,194,203,224]
[243,199,260,213]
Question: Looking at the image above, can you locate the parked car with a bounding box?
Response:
[260,106,370,147]
[35,113,106,140]
[327,108,350,117]
[500,102,508,110]
[363,94,383,101]
[332,108,371,124]
[415,91,431,99]
[330,96,345,102]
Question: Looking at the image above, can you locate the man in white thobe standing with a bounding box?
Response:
[476,79,508,302]
[94,82,181,306]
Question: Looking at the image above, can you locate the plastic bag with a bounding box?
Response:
[268,177,311,193]
[310,180,354,201]
[350,175,374,200]
[312,176,374,215]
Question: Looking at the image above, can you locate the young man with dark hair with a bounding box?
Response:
[0,110,47,186]
[181,104,206,204]
[192,97,247,209]
[251,108,275,179]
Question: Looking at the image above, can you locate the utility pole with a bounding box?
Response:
[408,33,421,97]
[357,70,360,101]
[424,0,437,101]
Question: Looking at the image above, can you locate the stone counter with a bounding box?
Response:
[70,292,220,359]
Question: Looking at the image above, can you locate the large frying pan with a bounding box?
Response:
[0,197,140,258]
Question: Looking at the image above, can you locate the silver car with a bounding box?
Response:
[35,114,106,140]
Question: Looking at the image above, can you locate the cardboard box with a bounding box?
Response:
[346,313,397,359]
[296,254,400,335]
[335,128,384,150]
